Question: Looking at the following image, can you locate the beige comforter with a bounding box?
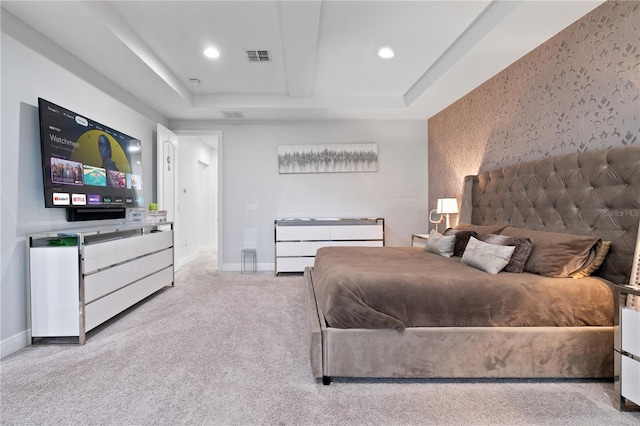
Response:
[312,246,614,330]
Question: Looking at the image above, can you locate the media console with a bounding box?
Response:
[27,222,174,345]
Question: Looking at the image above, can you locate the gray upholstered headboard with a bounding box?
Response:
[460,146,640,284]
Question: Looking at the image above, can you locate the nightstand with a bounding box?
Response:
[614,284,640,411]
[411,233,429,247]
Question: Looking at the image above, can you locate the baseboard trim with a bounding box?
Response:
[1,330,28,359]
[175,252,200,270]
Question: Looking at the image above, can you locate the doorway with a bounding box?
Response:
[173,131,221,270]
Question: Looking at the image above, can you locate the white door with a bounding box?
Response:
[197,160,212,249]
[157,124,177,222]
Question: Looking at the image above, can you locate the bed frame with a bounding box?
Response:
[305,146,640,384]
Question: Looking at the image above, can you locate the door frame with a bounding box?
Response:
[156,124,178,223]
[172,129,223,271]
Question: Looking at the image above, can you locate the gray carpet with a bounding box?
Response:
[2,253,639,425]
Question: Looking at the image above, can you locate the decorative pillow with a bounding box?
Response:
[443,228,478,257]
[454,222,509,239]
[424,230,455,258]
[460,237,515,274]
[570,240,611,278]
[499,227,602,278]
[482,234,534,273]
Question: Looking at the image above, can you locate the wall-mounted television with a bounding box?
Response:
[38,98,144,221]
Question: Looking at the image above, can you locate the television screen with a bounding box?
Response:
[38,98,144,209]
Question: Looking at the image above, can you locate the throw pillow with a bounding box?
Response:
[482,234,534,273]
[461,237,516,274]
[424,230,456,258]
[444,228,478,257]
[499,227,602,278]
[570,240,611,278]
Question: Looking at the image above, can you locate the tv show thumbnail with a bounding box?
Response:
[83,165,107,187]
[107,170,126,188]
[51,158,83,185]
[126,173,142,190]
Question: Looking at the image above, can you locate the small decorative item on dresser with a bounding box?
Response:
[126,207,146,223]
[147,210,167,223]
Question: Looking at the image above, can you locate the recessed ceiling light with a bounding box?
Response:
[204,47,220,58]
[189,78,201,86]
[378,46,394,59]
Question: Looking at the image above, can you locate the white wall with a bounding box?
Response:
[170,120,429,271]
[0,33,162,357]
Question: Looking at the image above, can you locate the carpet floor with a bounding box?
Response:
[1,253,639,425]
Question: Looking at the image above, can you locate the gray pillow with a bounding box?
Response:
[461,237,515,274]
[499,227,602,278]
[482,234,534,273]
[424,230,455,257]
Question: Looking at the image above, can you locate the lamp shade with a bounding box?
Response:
[436,198,459,215]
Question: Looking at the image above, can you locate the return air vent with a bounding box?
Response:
[221,111,246,119]
[246,49,271,62]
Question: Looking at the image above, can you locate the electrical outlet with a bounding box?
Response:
[246,204,258,211]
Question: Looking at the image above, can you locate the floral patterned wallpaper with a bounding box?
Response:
[428,0,639,213]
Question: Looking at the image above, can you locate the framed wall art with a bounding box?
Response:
[278,143,378,174]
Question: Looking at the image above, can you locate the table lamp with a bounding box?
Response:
[436,198,459,229]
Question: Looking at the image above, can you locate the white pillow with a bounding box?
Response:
[424,230,456,257]
[461,237,515,274]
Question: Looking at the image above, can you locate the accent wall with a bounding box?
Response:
[428,0,639,212]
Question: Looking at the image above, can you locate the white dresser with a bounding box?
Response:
[614,284,640,410]
[28,222,174,344]
[274,218,384,275]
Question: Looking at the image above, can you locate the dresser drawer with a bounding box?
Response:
[276,257,315,273]
[329,224,383,240]
[276,225,330,241]
[83,230,173,273]
[276,241,329,256]
[85,266,173,331]
[621,355,640,405]
[84,248,173,303]
[622,307,640,357]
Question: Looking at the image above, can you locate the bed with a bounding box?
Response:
[304,145,640,384]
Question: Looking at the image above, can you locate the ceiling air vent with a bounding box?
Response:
[221,111,246,119]
[245,49,271,62]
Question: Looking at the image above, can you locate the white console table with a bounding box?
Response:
[27,222,174,345]
[274,218,384,275]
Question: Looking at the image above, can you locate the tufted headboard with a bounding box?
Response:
[460,146,640,284]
